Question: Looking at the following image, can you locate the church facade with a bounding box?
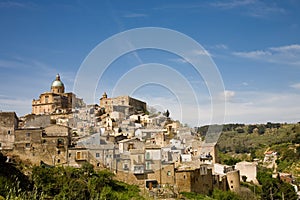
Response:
[32,74,83,115]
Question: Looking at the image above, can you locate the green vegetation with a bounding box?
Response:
[180,190,241,200]
[217,123,300,178]
[257,167,298,200]
[0,153,143,200]
[180,192,215,200]
[197,122,300,199]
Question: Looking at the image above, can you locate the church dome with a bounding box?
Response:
[51,74,65,93]
[51,74,64,87]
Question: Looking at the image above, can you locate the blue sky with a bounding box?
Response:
[0,0,300,126]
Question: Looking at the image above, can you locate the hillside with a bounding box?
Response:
[202,122,300,178]
[0,153,144,200]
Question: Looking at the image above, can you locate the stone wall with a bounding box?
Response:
[0,112,18,150]
[226,170,240,192]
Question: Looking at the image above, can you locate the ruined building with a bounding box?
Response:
[0,112,18,151]
[99,92,147,116]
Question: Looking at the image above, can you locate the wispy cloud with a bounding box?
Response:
[0,96,32,116]
[140,89,300,125]
[0,1,26,8]
[224,90,235,101]
[192,49,211,57]
[211,0,255,9]
[224,91,300,124]
[123,13,147,18]
[233,44,300,66]
[0,57,57,75]
[210,0,285,18]
[233,50,271,58]
[290,83,300,89]
[213,44,228,50]
[0,1,37,9]
[269,44,300,52]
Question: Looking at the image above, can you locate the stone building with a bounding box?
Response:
[199,142,218,164]
[99,92,147,116]
[226,170,241,192]
[213,163,241,192]
[14,124,71,165]
[175,165,214,195]
[0,112,18,150]
[118,138,144,154]
[235,161,258,184]
[32,74,84,115]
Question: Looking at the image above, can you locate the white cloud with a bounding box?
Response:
[290,83,300,89]
[223,91,300,124]
[233,44,300,66]
[210,0,285,18]
[144,89,300,126]
[233,50,271,58]
[123,13,147,18]
[214,44,228,50]
[192,49,211,56]
[211,0,255,9]
[0,96,31,116]
[0,1,27,8]
[224,90,235,100]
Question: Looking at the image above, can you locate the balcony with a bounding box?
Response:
[133,165,144,174]
[75,151,88,161]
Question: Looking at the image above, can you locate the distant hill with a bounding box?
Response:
[197,122,300,179]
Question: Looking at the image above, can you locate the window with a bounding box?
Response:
[69,153,71,157]
[96,153,100,158]
[123,163,129,170]
[167,171,171,176]
[7,130,11,135]
[45,96,49,103]
[26,133,30,137]
[0,143,2,147]
[57,150,61,155]
[146,152,150,159]
[57,138,64,146]
[57,159,60,163]
[25,143,30,148]
[128,143,134,150]
[76,152,82,160]
[146,161,151,170]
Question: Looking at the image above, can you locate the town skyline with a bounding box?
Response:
[1,0,300,126]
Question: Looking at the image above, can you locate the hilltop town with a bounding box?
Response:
[0,74,299,199]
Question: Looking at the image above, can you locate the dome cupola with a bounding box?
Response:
[51,74,65,93]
